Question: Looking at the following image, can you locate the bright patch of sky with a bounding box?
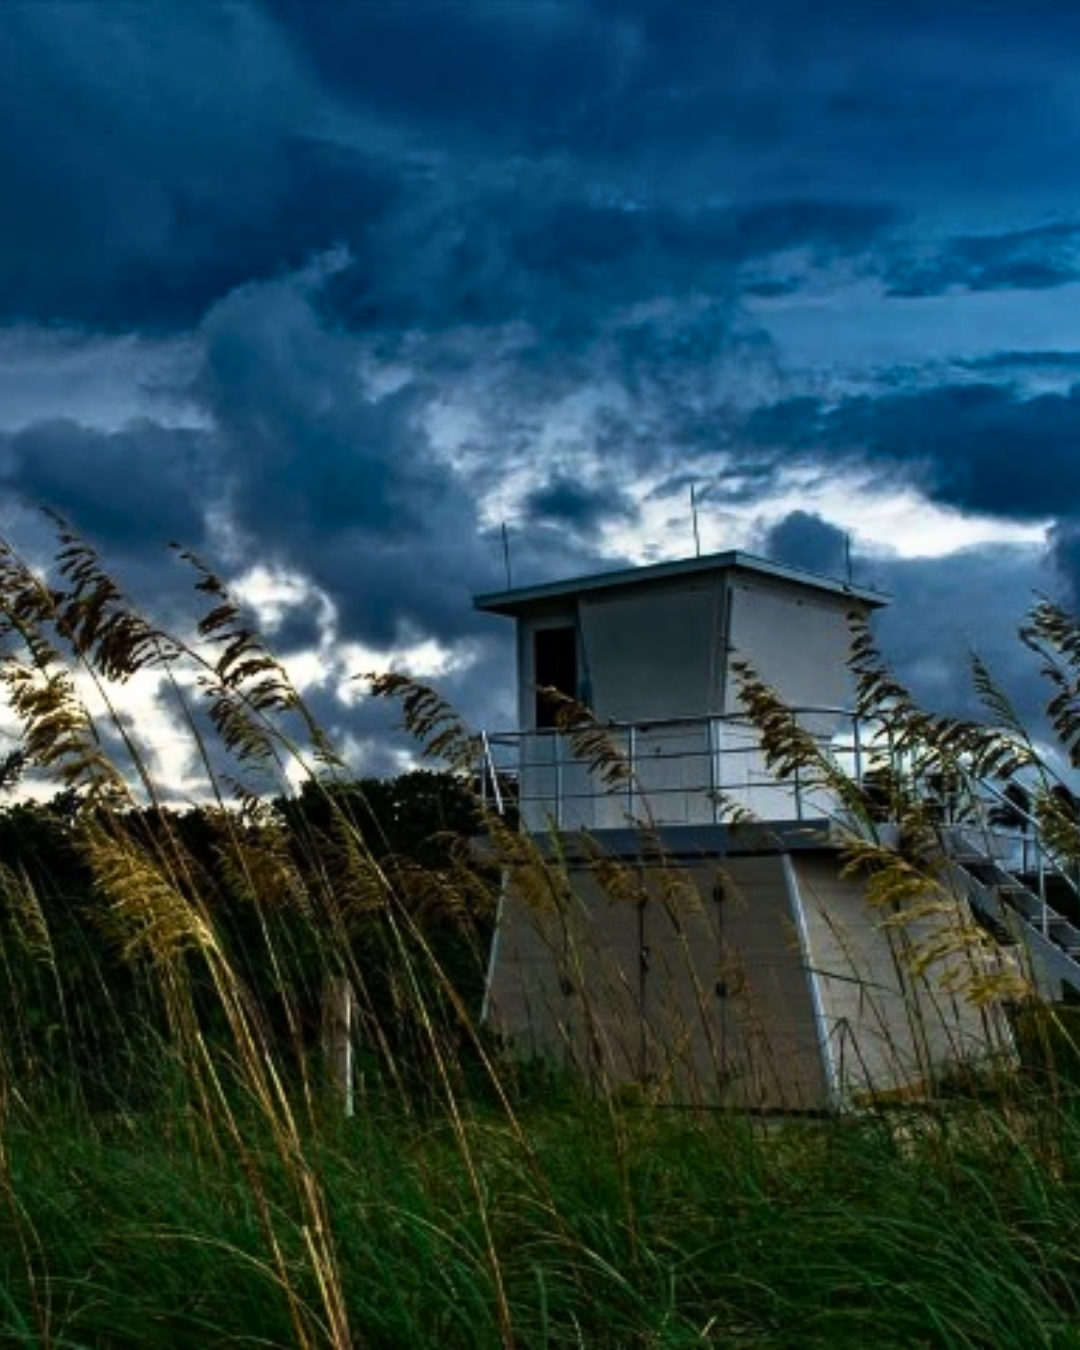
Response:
[753,279,1080,375]
[620,472,1046,569]
[0,328,202,432]
[233,561,473,708]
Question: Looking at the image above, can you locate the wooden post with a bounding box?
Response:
[322,976,356,1117]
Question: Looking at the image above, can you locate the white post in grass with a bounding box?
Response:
[322,976,356,1117]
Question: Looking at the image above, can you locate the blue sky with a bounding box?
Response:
[2,0,1079,786]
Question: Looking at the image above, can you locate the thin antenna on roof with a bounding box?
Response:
[844,532,854,585]
[690,484,701,558]
[501,522,513,589]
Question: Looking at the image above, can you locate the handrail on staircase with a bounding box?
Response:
[960,772,1080,910]
[479,730,505,816]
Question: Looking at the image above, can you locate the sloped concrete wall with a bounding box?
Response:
[486,851,827,1108]
[790,853,1011,1101]
[712,855,828,1110]
[485,843,1009,1109]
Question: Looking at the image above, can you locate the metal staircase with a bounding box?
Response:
[945,823,1080,1000]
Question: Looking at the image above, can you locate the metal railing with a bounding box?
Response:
[476,707,871,831]
[475,711,1080,885]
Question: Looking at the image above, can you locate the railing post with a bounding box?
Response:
[479,730,504,815]
[554,731,563,829]
[627,724,637,822]
[1039,848,1049,938]
[708,715,719,824]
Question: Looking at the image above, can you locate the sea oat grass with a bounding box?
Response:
[0,526,1079,1344]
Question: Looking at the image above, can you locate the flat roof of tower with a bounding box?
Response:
[474,550,888,616]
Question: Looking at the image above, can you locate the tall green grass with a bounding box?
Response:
[6,1094,1080,1347]
[0,523,1077,1346]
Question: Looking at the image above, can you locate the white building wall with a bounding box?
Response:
[577,582,725,720]
[725,575,857,716]
[716,576,862,822]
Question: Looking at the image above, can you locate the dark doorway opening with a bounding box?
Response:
[534,626,577,727]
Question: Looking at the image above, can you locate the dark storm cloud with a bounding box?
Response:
[511,197,895,281]
[191,265,623,658]
[1,419,210,550]
[198,286,421,535]
[609,301,769,390]
[745,383,1080,521]
[868,546,1057,729]
[263,0,613,146]
[523,479,637,532]
[885,223,1080,298]
[557,0,1080,199]
[0,257,532,663]
[1047,520,1080,607]
[0,0,1058,346]
[0,3,398,330]
[3,0,1075,341]
[266,0,1080,197]
[956,351,1080,373]
[318,187,894,340]
[0,263,536,737]
[269,0,1063,342]
[192,266,498,646]
[730,201,898,259]
[762,511,848,579]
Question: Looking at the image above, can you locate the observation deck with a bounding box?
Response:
[477,706,868,838]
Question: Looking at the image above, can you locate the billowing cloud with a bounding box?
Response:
[2,419,210,548]
[762,511,849,578]
[870,545,1061,730]
[744,383,1080,522]
[885,223,1080,298]
[0,2,397,330]
[317,181,894,345]
[523,478,638,533]
[188,261,499,648]
[955,351,1080,373]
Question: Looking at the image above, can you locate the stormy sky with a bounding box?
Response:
[2,0,1079,791]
